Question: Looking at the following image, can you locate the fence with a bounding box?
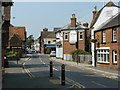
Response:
[64,54,92,64]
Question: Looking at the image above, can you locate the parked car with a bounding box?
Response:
[50,51,56,57]
[31,49,35,53]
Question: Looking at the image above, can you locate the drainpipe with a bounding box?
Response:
[0,1,2,69]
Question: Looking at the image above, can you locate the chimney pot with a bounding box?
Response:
[43,28,48,32]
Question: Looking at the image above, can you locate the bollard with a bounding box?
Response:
[50,61,53,77]
[61,64,65,85]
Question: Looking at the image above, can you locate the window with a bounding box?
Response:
[48,41,51,44]
[97,49,109,63]
[64,32,68,40]
[113,50,117,64]
[102,31,106,43]
[53,40,56,42]
[79,32,83,40]
[112,28,117,42]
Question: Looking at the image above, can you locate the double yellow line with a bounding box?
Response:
[22,58,35,78]
[66,77,85,88]
[49,57,85,88]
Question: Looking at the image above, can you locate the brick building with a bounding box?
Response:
[55,14,89,60]
[8,24,27,55]
[1,2,13,67]
[90,1,120,69]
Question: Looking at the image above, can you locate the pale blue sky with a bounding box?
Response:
[11,2,118,39]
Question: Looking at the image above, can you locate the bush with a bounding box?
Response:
[70,49,90,61]
[5,51,20,59]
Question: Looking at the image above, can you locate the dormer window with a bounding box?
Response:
[64,32,68,40]
[102,31,106,43]
[112,28,117,42]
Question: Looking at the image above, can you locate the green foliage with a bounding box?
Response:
[5,51,20,58]
[70,49,90,61]
[26,35,34,49]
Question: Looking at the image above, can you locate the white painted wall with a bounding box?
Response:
[56,32,63,58]
[44,38,56,44]
[93,7,120,31]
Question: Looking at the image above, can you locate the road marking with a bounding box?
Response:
[22,62,35,78]
[49,57,119,80]
[92,81,107,88]
[43,62,45,64]
[53,67,59,71]
[66,77,85,88]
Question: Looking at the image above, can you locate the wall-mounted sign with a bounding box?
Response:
[69,30,77,44]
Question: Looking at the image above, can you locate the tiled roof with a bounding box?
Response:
[41,31,55,39]
[55,22,88,33]
[90,1,120,28]
[9,25,26,41]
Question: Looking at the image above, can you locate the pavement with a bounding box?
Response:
[2,54,78,88]
[49,56,119,81]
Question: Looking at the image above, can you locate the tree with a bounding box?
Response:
[26,35,34,49]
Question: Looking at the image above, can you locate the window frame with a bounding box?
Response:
[112,28,117,42]
[102,31,106,43]
[97,49,110,63]
[64,32,68,40]
[79,32,83,40]
[113,50,117,64]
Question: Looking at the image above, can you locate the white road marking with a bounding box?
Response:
[53,67,59,71]
[39,55,47,65]
[92,81,107,88]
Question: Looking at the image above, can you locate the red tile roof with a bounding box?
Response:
[9,24,26,41]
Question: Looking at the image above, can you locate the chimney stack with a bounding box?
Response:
[92,6,97,19]
[71,14,76,27]
[83,23,89,27]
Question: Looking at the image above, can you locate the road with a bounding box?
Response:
[39,54,119,88]
[3,53,119,89]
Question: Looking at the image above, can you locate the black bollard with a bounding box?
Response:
[61,64,65,85]
[50,61,53,77]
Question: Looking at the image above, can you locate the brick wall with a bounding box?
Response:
[63,31,86,54]
[94,27,120,69]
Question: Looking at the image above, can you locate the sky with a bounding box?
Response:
[11,1,119,39]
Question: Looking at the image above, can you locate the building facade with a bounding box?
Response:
[8,25,27,56]
[90,1,120,69]
[34,38,40,53]
[40,28,56,54]
[55,14,89,60]
[1,2,13,67]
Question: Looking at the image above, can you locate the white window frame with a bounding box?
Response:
[79,32,83,40]
[113,50,117,64]
[112,28,117,42]
[97,49,109,63]
[64,32,68,40]
[102,31,106,43]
